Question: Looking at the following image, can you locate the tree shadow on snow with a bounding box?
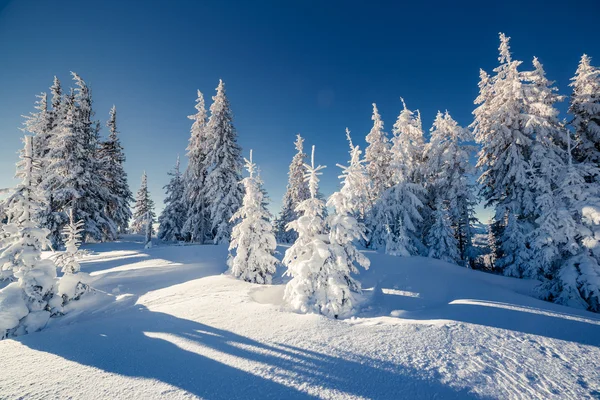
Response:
[18,305,488,399]
[76,237,229,297]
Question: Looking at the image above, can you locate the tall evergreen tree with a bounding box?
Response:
[182,90,211,243]
[537,135,600,312]
[426,200,460,263]
[522,57,569,279]
[364,103,392,200]
[131,172,156,235]
[158,156,186,242]
[98,106,133,234]
[22,93,51,166]
[275,134,310,243]
[42,73,116,245]
[472,33,533,277]
[424,111,477,264]
[569,54,600,172]
[384,98,427,254]
[228,150,278,284]
[204,80,244,244]
[335,129,371,222]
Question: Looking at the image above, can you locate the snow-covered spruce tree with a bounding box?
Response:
[228,150,278,284]
[336,129,372,221]
[522,57,570,279]
[22,93,51,173]
[182,90,211,243]
[426,200,460,263]
[0,136,60,338]
[391,98,426,185]
[536,134,600,312]
[36,77,64,242]
[371,98,427,255]
[364,103,393,200]
[472,33,534,277]
[42,73,116,245]
[423,111,477,264]
[275,134,310,243]
[98,106,133,234]
[131,172,156,234]
[158,156,186,242]
[369,179,424,256]
[282,147,330,316]
[53,209,89,304]
[569,54,600,172]
[204,80,244,244]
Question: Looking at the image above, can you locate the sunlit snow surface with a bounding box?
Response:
[1,235,599,399]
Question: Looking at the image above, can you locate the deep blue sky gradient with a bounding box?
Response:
[1,0,599,221]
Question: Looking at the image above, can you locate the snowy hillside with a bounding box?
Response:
[1,236,599,399]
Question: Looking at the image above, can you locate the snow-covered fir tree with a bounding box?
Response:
[536,134,600,312]
[42,73,116,246]
[131,172,156,234]
[0,136,60,338]
[53,209,89,304]
[326,130,371,308]
[182,90,211,243]
[522,57,570,279]
[368,98,427,255]
[423,111,477,264]
[282,146,330,315]
[336,129,372,221]
[284,145,369,318]
[98,106,133,234]
[228,150,278,284]
[391,98,426,185]
[53,209,85,274]
[472,33,533,277]
[369,180,424,256]
[569,54,600,172]
[22,92,51,172]
[275,134,310,243]
[158,156,186,242]
[35,77,64,241]
[204,80,244,244]
[426,200,460,263]
[364,103,392,200]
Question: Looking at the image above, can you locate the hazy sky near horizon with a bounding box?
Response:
[1,0,599,221]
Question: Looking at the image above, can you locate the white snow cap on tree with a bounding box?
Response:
[204,79,244,244]
[276,134,310,244]
[228,150,278,284]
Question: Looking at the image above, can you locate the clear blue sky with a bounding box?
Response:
[1,0,599,221]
